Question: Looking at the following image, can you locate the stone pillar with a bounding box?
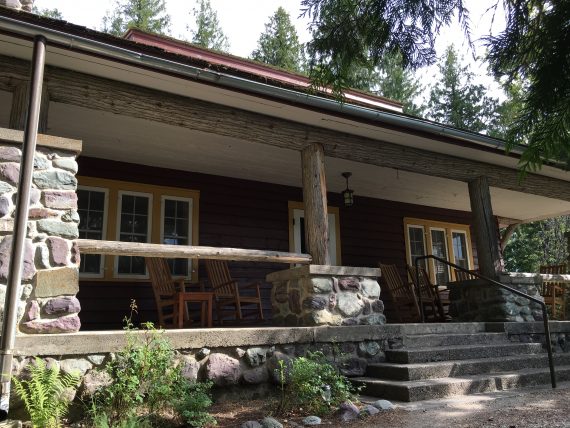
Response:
[301,143,330,265]
[468,176,502,278]
[0,129,82,334]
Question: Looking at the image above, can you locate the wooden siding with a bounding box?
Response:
[77,157,476,329]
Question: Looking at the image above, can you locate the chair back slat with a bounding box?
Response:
[379,263,420,322]
[454,269,478,281]
[146,258,176,296]
[407,265,435,298]
[205,260,235,296]
[540,264,567,295]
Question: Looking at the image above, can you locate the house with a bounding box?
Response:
[0,5,569,404]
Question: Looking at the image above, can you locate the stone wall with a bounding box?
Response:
[266,265,385,326]
[0,131,82,334]
[449,273,544,322]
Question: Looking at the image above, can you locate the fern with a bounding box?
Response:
[12,358,79,428]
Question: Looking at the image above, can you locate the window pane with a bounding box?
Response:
[118,194,150,275]
[452,232,469,269]
[431,229,450,285]
[78,189,106,275]
[162,198,191,276]
[408,226,427,269]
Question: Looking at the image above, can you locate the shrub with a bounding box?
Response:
[277,351,358,416]
[174,380,216,428]
[13,357,79,428]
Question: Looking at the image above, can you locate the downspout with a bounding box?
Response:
[0,35,46,419]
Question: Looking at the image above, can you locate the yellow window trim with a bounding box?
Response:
[288,201,342,265]
[403,217,474,282]
[78,176,200,283]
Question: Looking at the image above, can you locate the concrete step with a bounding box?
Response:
[386,342,544,364]
[353,365,570,402]
[367,353,570,381]
[402,332,508,349]
[397,322,488,335]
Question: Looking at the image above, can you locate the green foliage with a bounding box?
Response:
[102,0,170,36]
[251,7,305,73]
[13,358,79,428]
[301,0,469,95]
[485,1,570,172]
[277,351,357,416]
[90,312,214,427]
[428,45,499,133]
[189,0,229,52]
[31,6,64,20]
[503,217,570,273]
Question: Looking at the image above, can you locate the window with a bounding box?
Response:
[288,201,341,265]
[77,177,199,281]
[77,186,108,277]
[404,218,473,284]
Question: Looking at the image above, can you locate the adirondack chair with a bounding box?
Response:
[205,259,264,325]
[379,263,421,323]
[145,257,213,328]
[407,265,449,322]
[540,264,567,320]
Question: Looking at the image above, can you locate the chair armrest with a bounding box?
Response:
[212,280,237,290]
[183,280,207,292]
[241,281,261,290]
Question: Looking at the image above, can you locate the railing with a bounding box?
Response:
[415,255,556,389]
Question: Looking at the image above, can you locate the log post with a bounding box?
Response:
[9,81,49,133]
[468,176,502,278]
[301,143,330,265]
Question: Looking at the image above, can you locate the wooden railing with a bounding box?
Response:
[75,239,312,264]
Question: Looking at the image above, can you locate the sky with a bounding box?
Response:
[33,0,506,94]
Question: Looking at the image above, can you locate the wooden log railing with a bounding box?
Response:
[76,239,312,264]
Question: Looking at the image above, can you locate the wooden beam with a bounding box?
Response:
[1,54,569,201]
[469,176,503,278]
[76,239,312,264]
[9,80,49,133]
[500,223,519,253]
[301,143,330,265]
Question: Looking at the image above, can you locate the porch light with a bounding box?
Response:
[341,172,354,207]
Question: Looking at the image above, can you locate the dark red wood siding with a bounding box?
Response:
[77,157,476,329]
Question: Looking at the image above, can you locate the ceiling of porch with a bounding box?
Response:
[1,89,567,223]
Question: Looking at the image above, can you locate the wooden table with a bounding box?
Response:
[177,292,214,328]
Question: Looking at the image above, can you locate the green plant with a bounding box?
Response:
[90,302,215,427]
[276,351,358,416]
[13,357,79,428]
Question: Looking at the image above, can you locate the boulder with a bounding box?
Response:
[205,353,241,386]
[339,401,360,422]
[371,399,395,411]
[260,417,283,428]
[245,347,268,367]
[302,415,322,425]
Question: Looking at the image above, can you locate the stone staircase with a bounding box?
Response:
[354,324,570,402]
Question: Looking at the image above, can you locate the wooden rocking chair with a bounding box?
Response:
[379,263,421,323]
[146,257,213,328]
[540,264,567,320]
[205,259,264,325]
[407,265,449,322]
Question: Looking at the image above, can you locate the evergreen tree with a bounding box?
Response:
[376,52,424,117]
[427,46,498,133]
[32,6,63,19]
[488,79,525,140]
[251,7,304,73]
[102,0,170,36]
[188,0,229,52]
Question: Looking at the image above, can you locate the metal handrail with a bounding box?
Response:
[414,255,556,389]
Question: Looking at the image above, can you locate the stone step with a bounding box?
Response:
[353,365,570,402]
[367,353,570,381]
[397,322,488,335]
[402,332,508,349]
[386,342,544,364]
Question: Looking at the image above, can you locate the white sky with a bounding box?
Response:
[33,0,506,94]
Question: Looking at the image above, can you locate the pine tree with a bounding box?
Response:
[32,6,63,19]
[102,0,170,36]
[427,46,498,133]
[251,7,304,73]
[188,0,229,51]
[376,52,424,117]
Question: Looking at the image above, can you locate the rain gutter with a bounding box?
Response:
[0,14,532,159]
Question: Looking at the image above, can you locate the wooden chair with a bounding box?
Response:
[145,257,213,328]
[408,265,449,321]
[454,269,479,281]
[379,263,421,323]
[540,264,567,320]
[205,259,264,325]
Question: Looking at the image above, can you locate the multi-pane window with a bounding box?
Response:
[404,218,473,284]
[78,187,107,276]
[161,197,192,276]
[117,192,152,276]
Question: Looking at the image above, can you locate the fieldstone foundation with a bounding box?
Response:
[266,265,385,326]
[0,129,82,334]
[449,272,544,322]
